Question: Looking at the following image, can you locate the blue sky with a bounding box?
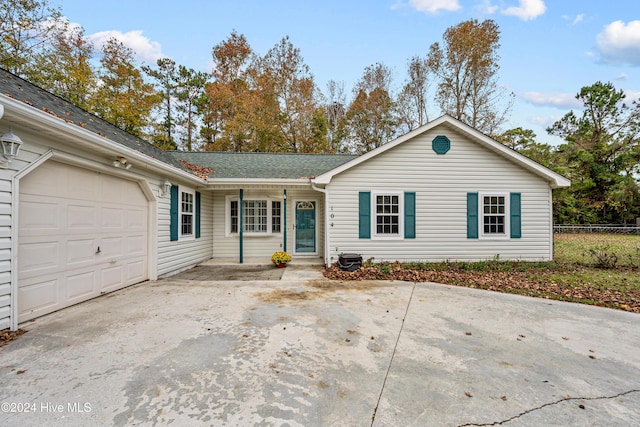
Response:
[53,0,639,146]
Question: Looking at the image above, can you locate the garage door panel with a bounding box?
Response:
[67,204,98,230]
[101,178,126,203]
[67,167,100,202]
[20,200,61,233]
[127,235,146,256]
[101,265,124,290]
[126,260,146,282]
[19,241,61,276]
[127,208,147,229]
[67,239,99,265]
[101,207,125,229]
[20,162,65,196]
[100,235,125,254]
[66,271,96,301]
[18,161,149,323]
[18,278,59,320]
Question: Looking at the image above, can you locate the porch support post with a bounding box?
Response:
[283,189,287,253]
[239,188,244,264]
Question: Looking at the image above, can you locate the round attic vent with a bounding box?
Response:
[432,135,450,155]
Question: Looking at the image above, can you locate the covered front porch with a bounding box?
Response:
[206,184,327,265]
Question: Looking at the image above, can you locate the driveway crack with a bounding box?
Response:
[371,282,417,426]
[457,389,640,426]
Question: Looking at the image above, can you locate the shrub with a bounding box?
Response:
[586,245,619,269]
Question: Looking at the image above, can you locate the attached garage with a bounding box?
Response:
[17,161,149,322]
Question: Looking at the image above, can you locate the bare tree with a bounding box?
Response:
[428,19,513,136]
[397,55,431,133]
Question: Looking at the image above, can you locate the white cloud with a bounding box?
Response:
[501,0,546,21]
[596,20,640,66]
[475,0,498,15]
[529,115,564,127]
[520,91,581,109]
[616,73,628,81]
[405,0,461,14]
[87,29,164,65]
[563,13,584,25]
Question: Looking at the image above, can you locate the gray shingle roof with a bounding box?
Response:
[0,68,189,173]
[1,68,359,181]
[170,151,358,179]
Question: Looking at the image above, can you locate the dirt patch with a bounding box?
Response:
[256,289,317,303]
[1,328,26,347]
[172,265,285,281]
[256,279,389,303]
[307,279,387,291]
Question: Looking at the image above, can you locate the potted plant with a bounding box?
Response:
[271,251,291,268]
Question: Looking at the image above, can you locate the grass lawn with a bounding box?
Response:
[324,233,640,313]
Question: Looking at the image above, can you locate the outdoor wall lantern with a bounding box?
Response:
[162,179,172,197]
[112,156,132,170]
[0,128,23,163]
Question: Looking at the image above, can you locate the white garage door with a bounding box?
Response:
[18,161,149,322]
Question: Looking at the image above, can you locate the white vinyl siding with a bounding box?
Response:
[157,188,212,277]
[326,124,554,263]
[0,175,11,329]
[0,126,46,329]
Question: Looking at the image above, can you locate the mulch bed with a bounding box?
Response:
[324,264,640,314]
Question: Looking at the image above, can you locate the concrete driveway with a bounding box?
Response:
[1,264,639,426]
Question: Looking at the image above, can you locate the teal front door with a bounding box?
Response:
[295,201,316,254]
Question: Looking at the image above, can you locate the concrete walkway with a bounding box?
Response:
[1,264,639,426]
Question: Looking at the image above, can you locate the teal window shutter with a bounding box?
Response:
[404,192,416,239]
[195,191,201,238]
[170,185,179,241]
[510,192,521,238]
[359,192,371,239]
[467,192,478,239]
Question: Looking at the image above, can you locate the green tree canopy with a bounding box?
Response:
[91,38,161,138]
[548,81,640,224]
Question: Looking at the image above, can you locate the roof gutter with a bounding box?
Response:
[0,95,204,185]
[205,177,313,186]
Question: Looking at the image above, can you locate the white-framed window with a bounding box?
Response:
[481,193,509,237]
[272,201,282,233]
[227,196,283,236]
[180,188,195,237]
[372,191,403,239]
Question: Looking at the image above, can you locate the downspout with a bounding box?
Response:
[283,189,287,252]
[311,182,330,267]
[239,189,243,264]
[548,188,554,261]
[10,173,18,331]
